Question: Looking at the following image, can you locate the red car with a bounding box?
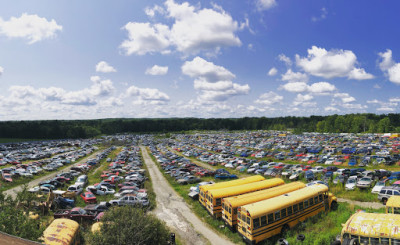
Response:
[80,192,97,204]
[2,173,12,182]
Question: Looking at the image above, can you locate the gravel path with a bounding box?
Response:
[140,146,235,245]
[4,150,100,199]
[337,197,385,209]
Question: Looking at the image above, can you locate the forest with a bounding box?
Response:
[0,113,398,139]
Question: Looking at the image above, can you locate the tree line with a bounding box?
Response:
[0,113,399,139]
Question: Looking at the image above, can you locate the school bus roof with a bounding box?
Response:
[342,212,400,239]
[386,196,400,208]
[42,218,79,245]
[223,182,306,209]
[199,175,265,193]
[243,184,329,218]
[209,178,284,199]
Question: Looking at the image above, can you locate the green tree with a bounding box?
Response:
[87,206,171,245]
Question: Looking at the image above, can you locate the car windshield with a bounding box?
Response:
[360,178,370,181]
[376,182,385,186]
[348,179,356,183]
[86,193,95,198]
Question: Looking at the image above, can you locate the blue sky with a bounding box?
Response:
[0,0,400,120]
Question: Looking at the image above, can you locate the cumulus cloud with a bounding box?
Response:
[126,85,170,105]
[145,4,166,17]
[0,13,62,44]
[307,82,336,94]
[281,82,309,93]
[334,93,356,103]
[281,69,308,83]
[0,66,3,75]
[255,91,283,105]
[256,0,277,11]
[378,49,400,84]
[296,46,374,80]
[182,56,249,102]
[120,0,241,56]
[182,56,235,81]
[145,65,169,75]
[325,106,339,112]
[96,61,116,73]
[278,54,292,66]
[293,94,313,106]
[268,67,277,76]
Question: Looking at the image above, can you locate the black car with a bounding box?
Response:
[39,179,63,188]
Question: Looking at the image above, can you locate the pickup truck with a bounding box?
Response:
[53,207,97,221]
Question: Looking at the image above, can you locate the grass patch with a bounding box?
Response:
[330,182,378,202]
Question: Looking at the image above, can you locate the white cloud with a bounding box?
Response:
[334,93,356,103]
[377,107,395,112]
[390,97,400,103]
[281,82,309,93]
[0,13,62,44]
[278,54,292,66]
[145,5,166,17]
[120,22,171,55]
[126,85,170,105]
[311,7,328,22]
[281,69,308,83]
[293,94,314,107]
[121,0,242,56]
[341,103,367,110]
[145,65,169,75]
[256,0,277,11]
[0,66,3,75]
[182,56,235,82]
[268,67,277,76]
[182,56,249,102]
[325,106,339,112]
[307,81,336,94]
[378,49,400,84]
[296,46,374,80]
[373,84,381,89]
[367,99,380,104]
[255,91,283,105]
[96,61,116,73]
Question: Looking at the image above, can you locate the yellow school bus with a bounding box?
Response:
[222,182,306,230]
[42,218,80,245]
[238,184,337,244]
[386,196,400,214]
[199,175,265,208]
[206,178,284,218]
[340,212,400,244]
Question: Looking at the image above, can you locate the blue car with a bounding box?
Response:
[214,173,238,179]
[388,172,400,180]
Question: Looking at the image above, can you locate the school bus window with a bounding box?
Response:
[314,196,319,204]
[293,204,298,213]
[281,208,287,218]
[247,217,250,225]
[381,237,389,244]
[261,215,267,226]
[391,238,400,245]
[275,211,281,221]
[222,203,225,210]
[229,207,231,214]
[395,208,400,214]
[216,198,221,206]
[319,194,323,202]
[304,200,309,208]
[238,212,241,220]
[234,208,237,215]
[370,237,379,245]
[360,236,369,244]
[299,202,304,211]
[309,198,313,206]
[267,213,273,224]
[253,218,260,229]
[287,206,292,216]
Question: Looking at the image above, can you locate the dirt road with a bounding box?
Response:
[4,150,100,199]
[140,146,235,245]
[337,197,385,209]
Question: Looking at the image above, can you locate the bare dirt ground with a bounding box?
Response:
[337,197,384,209]
[140,146,235,245]
[4,150,101,199]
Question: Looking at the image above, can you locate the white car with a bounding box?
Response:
[114,190,147,199]
[311,166,324,174]
[345,176,358,190]
[86,185,115,195]
[67,184,83,195]
[372,180,388,194]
